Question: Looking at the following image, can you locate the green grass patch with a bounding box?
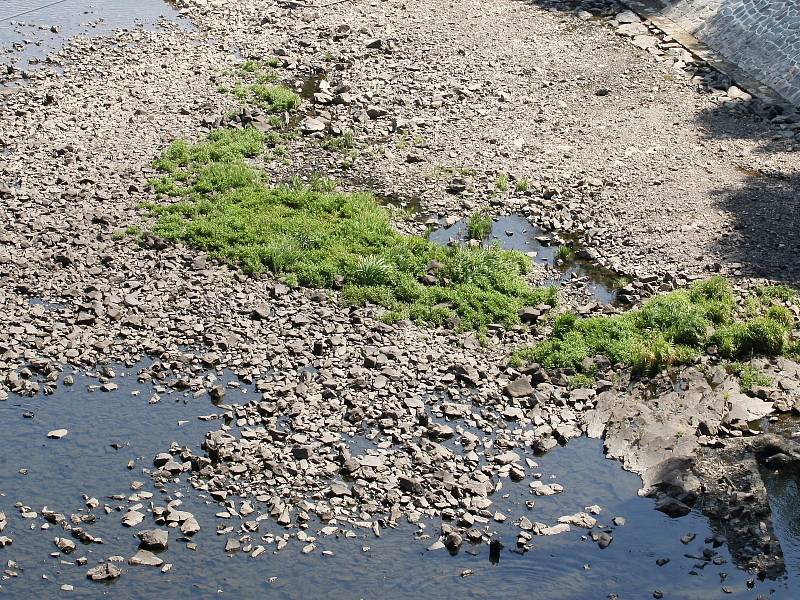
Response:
[224,61,296,112]
[727,362,772,392]
[495,173,509,192]
[322,130,355,151]
[467,211,492,241]
[756,284,797,302]
[556,245,574,262]
[568,373,595,389]
[510,277,797,374]
[147,127,557,333]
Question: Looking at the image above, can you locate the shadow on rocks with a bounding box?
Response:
[709,169,800,286]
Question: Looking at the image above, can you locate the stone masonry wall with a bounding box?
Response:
[654,0,800,105]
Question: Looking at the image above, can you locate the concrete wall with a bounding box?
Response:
[654,0,800,105]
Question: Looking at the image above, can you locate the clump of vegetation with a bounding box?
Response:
[146,127,557,333]
[247,84,299,112]
[756,284,797,302]
[727,362,773,392]
[613,276,631,290]
[467,211,493,241]
[495,172,509,192]
[322,130,355,151]
[568,373,595,389]
[224,60,298,112]
[514,179,529,193]
[510,277,798,374]
[556,245,574,262]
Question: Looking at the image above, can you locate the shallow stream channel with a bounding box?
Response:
[428,215,619,305]
[0,362,799,599]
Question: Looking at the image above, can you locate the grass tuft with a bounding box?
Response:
[556,245,574,262]
[495,173,509,192]
[467,211,492,241]
[727,362,772,392]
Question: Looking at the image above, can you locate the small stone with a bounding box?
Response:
[86,562,121,581]
[47,429,68,439]
[122,511,144,527]
[129,549,163,567]
[55,537,76,554]
[180,517,200,535]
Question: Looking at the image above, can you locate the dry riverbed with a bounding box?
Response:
[1,0,800,597]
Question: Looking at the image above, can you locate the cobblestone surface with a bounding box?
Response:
[656,0,800,105]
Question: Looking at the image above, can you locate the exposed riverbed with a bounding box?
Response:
[2,0,800,597]
[0,365,798,598]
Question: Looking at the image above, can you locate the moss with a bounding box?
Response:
[467,211,492,240]
[510,277,794,374]
[147,127,556,334]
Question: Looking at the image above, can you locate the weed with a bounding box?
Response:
[756,284,797,302]
[354,255,393,286]
[467,211,492,241]
[514,179,529,192]
[248,84,300,112]
[510,277,794,374]
[613,276,631,289]
[322,130,355,151]
[495,173,509,192]
[556,245,574,262]
[727,362,772,392]
[222,60,297,112]
[240,59,260,73]
[568,373,595,389]
[147,127,557,334]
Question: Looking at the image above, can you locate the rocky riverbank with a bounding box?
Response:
[2,0,800,595]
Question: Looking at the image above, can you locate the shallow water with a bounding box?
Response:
[0,0,183,68]
[429,215,619,304]
[0,362,797,598]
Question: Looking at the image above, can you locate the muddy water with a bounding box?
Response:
[0,0,184,69]
[0,363,797,598]
[429,215,619,304]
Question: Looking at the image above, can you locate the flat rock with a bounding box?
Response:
[129,549,163,567]
[137,529,168,551]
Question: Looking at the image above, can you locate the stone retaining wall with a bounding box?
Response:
[652,0,800,105]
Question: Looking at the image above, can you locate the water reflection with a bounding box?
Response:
[428,215,619,304]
